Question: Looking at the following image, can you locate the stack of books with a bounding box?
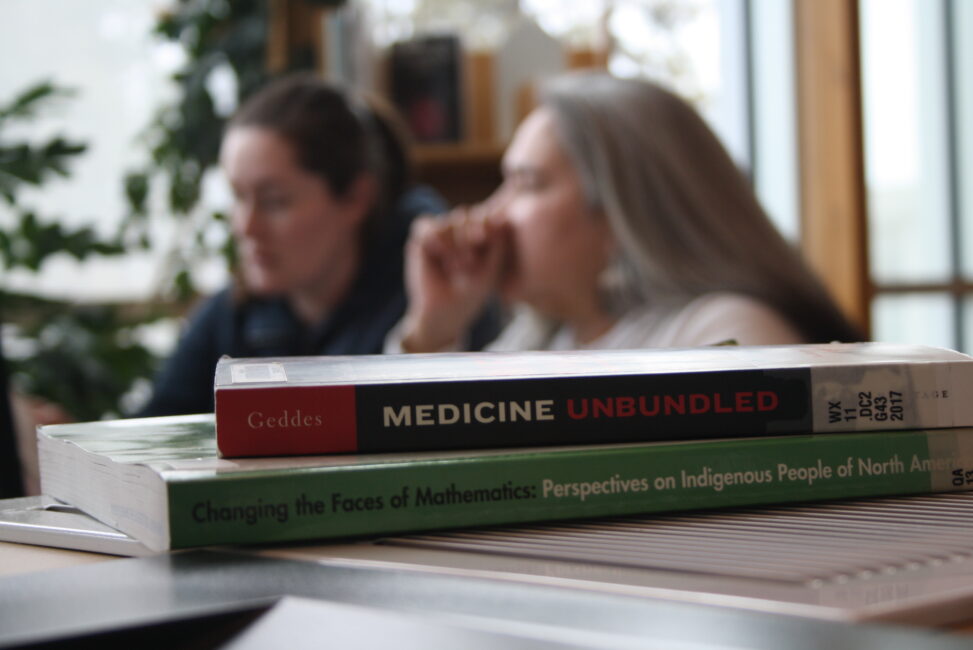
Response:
[34,342,973,553]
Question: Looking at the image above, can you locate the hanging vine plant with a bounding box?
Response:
[120,0,272,302]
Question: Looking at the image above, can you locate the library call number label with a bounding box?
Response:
[829,391,906,424]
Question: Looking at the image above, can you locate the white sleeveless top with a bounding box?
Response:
[487,292,806,351]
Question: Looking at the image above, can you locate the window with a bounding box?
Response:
[861,0,973,350]
[0,0,181,302]
[2,0,808,315]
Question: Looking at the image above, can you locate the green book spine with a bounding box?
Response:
[165,428,973,549]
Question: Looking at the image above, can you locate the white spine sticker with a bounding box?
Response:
[811,362,971,431]
[230,362,287,384]
[927,428,973,492]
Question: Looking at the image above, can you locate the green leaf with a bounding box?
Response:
[124,171,150,214]
[3,209,125,271]
[7,303,161,421]
[0,80,74,122]
[0,137,87,205]
[173,269,195,302]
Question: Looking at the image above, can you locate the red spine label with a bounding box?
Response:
[215,385,357,456]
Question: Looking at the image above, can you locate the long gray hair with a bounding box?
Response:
[539,71,861,343]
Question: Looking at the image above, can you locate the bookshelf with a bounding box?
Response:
[269,1,586,207]
[413,143,504,206]
[269,2,612,207]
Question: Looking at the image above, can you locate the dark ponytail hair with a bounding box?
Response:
[228,73,414,237]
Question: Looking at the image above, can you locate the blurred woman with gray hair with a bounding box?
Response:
[391,71,861,353]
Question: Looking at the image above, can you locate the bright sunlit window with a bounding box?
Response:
[0,0,180,302]
[3,0,800,302]
[861,0,973,350]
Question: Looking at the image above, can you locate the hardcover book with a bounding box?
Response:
[37,413,973,552]
[213,343,973,457]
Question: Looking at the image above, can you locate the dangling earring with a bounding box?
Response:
[597,252,633,315]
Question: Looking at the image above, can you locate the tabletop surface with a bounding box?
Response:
[4,541,973,649]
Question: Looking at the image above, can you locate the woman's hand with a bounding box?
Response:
[400,205,508,352]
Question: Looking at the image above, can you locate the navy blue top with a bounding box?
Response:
[139,186,484,416]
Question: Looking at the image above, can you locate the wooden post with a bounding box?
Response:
[465,51,496,145]
[266,0,290,73]
[794,0,871,335]
[266,0,325,75]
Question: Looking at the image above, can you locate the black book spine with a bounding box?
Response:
[354,368,812,452]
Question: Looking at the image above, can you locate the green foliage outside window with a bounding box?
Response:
[1,0,276,421]
[0,82,153,420]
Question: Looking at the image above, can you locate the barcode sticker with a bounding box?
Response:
[230,362,287,384]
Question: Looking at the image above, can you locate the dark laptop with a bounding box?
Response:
[0,330,23,497]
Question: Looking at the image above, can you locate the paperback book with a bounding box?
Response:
[214,343,973,457]
[38,414,973,552]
